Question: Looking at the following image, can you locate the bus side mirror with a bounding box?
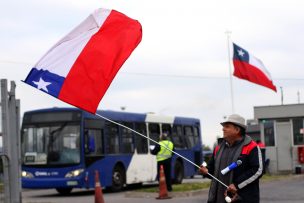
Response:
[88,136,95,153]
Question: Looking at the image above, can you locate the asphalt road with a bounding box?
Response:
[20,175,304,203]
[260,175,304,203]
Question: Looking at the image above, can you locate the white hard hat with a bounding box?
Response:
[221,114,246,129]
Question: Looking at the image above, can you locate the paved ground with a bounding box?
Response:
[4,174,304,203]
[260,174,304,203]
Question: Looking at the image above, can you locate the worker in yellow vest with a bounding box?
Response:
[151,133,174,191]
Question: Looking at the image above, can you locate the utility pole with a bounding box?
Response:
[225,30,235,113]
[280,86,284,105]
[1,79,21,203]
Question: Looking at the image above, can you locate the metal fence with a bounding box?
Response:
[0,81,3,202]
[0,156,4,202]
[1,79,21,203]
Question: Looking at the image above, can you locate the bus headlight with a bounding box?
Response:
[22,171,34,178]
[65,169,84,178]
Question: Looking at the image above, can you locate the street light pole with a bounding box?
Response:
[280,86,284,105]
[225,30,235,113]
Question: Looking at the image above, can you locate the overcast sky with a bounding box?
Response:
[1,0,304,147]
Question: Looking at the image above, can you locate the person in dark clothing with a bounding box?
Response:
[150,133,174,191]
[200,114,263,203]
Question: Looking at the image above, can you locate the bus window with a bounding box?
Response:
[193,127,200,144]
[105,122,119,154]
[37,129,46,153]
[172,125,186,149]
[22,124,80,165]
[52,125,80,164]
[84,129,103,155]
[162,124,172,136]
[134,123,148,154]
[148,123,160,143]
[121,122,134,154]
[184,126,195,148]
[84,119,103,129]
[23,128,35,152]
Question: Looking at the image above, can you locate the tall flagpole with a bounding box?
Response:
[225,30,235,113]
[94,112,229,188]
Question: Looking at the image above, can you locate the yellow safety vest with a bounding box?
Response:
[156,140,174,162]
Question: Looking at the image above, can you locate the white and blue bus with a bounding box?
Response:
[21,108,202,194]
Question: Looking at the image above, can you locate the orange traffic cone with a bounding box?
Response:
[156,165,172,199]
[95,170,105,203]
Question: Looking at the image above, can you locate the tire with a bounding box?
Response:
[110,165,125,192]
[173,160,184,184]
[55,188,73,195]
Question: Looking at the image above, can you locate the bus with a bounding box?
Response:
[21,107,202,194]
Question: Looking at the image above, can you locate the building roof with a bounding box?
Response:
[254,103,304,120]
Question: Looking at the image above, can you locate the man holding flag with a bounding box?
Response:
[200,114,264,203]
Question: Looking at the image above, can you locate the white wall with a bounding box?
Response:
[266,147,278,174]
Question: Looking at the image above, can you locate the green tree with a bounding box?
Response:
[202,144,211,151]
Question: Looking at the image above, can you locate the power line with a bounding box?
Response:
[1,60,304,81]
[0,60,32,65]
[121,72,226,79]
[121,72,304,81]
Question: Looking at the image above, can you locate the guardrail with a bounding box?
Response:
[1,79,21,203]
[0,153,7,202]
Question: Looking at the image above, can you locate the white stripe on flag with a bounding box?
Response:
[34,8,112,77]
[249,54,272,80]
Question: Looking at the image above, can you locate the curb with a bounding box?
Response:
[125,189,209,198]
[261,174,304,184]
[125,174,304,198]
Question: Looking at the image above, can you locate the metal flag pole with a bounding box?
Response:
[95,113,198,167]
[225,30,235,114]
[280,86,284,105]
[95,113,228,188]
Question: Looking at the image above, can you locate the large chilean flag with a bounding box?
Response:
[24,8,142,113]
[232,43,277,92]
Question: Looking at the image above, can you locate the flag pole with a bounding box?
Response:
[280,86,284,105]
[95,112,201,169]
[94,113,229,188]
[225,30,235,113]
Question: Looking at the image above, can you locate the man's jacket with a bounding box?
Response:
[207,135,263,203]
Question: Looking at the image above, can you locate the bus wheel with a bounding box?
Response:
[110,165,125,192]
[173,160,184,184]
[55,188,73,195]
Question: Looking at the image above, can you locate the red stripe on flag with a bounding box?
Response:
[233,60,277,92]
[58,10,142,113]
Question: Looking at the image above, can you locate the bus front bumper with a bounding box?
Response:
[22,177,83,189]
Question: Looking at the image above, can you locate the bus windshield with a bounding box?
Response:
[21,123,80,166]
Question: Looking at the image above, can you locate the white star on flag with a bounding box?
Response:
[237,49,245,57]
[33,77,51,92]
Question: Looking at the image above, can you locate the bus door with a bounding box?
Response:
[83,119,104,179]
[125,122,154,183]
[147,123,161,180]
[84,129,104,162]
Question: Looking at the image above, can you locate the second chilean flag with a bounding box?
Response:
[232,43,277,92]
